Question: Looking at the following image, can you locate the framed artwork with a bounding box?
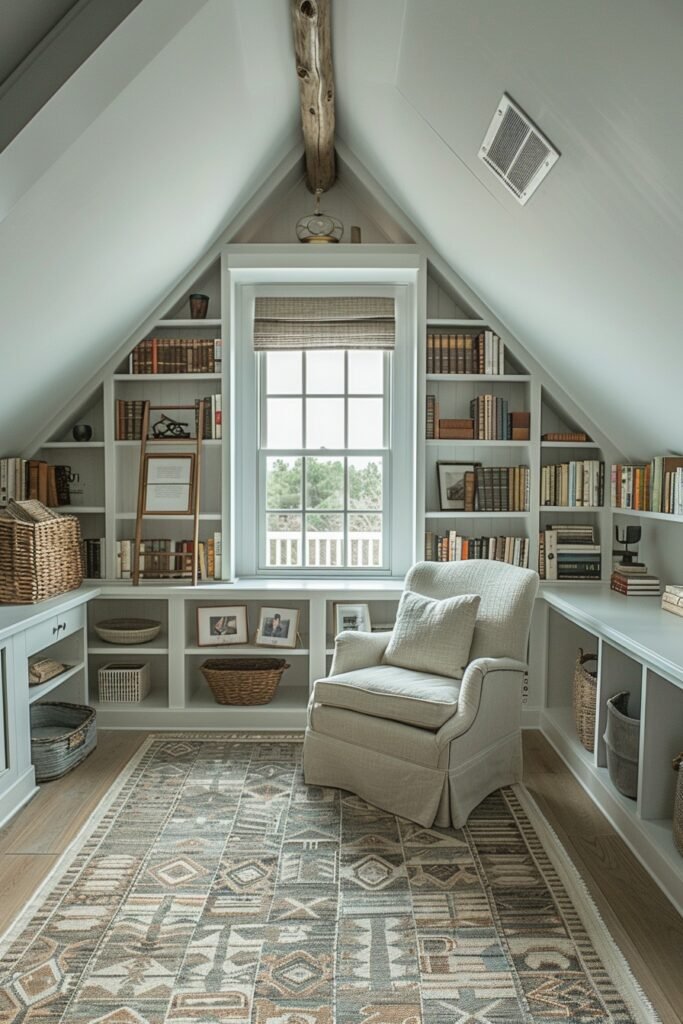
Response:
[143,453,195,514]
[334,602,372,635]
[437,461,479,512]
[196,605,248,647]
[256,606,300,649]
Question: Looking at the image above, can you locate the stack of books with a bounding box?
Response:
[81,538,106,579]
[610,457,683,513]
[474,466,530,512]
[541,460,604,507]
[539,524,601,580]
[0,458,71,507]
[115,535,222,580]
[468,397,530,440]
[426,330,504,374]
[661,585,683,620]
[128,338,222,374]
[610,563,661,597]
[425,531,529,567]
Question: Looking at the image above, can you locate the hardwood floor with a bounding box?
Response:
[0,729,681,1022]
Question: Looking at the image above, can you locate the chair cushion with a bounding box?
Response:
[382,590,480,680]
[314,664,460,730]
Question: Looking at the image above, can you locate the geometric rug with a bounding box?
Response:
[0,734,660,1024]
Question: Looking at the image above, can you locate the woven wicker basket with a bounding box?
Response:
[604,691,640,799]
[674,753,683,857]
[94,619,161,645]
[573,649,598,752]
[0,500,83,604]
[30,702,97,782]
[200,657,289,705]
[98,662,151,703]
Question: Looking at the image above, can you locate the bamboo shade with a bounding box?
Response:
[253,296,395,350]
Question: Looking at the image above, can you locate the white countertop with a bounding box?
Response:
[0,585,101,643]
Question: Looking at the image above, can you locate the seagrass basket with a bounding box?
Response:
[0,500,83,604]
[200,657,289,705]
[674,753,683,857]
[30,702,97,782]
[573,649,598,752]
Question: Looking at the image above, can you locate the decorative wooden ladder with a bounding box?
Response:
[132,400,205,585]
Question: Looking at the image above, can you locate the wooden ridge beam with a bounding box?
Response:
[290,0,336,193]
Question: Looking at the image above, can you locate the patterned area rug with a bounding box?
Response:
[0,734,659,1024]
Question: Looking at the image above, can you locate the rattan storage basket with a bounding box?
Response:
[200,657,289,705]
[94,619,161,645]
[0,500,83,604]
[98,662,151,703]
[604,691,640,799]
[30,702,96,782]
[573,649,598,752]
[674,753,683,857]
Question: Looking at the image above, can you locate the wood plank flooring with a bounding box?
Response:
[0,729,681,1022]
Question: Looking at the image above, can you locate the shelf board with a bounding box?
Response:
[540,506,603,513]
[91,690,168,711]
[541,441,599,449]
[611,508,683,523]
[154,319,222,328]
[426,318,486,327]
[88,635,169,654]
[425,373,530,382]
[186,684,309,713]
[115,439,222,446]
[29,661,84,704]
[425,510,529,519]
[114,373,221,381]
[51,506,105,514]
[39,442,104,449]
[115,512,221,520]
[426,439,529,448]
[185,645,309,656]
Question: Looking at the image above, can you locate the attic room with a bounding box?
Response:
[0,0,682,1021]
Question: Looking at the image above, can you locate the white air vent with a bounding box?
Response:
[479,94,559,205]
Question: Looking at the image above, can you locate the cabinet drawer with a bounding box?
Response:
[25,606,85,656]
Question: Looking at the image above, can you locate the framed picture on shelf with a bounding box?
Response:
[143,453,195,514]
[256,606,300,649]
[437,461,479,512]
[196,605,248,647]
[334,603,372,635]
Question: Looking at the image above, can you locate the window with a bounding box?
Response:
[259,349,389,571]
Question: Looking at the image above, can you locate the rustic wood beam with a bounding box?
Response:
[290,0,336,193]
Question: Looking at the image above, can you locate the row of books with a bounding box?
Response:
[540,461,605,508]
[661,584,683,619]
[115,535,222,579]
[127,338,222,374]
[0,458,71,507]
[611,457,683,514]
[465,466,530,512]
[610,563,661,596]
[425,530,529,567]
[115,397,222,440]
[426,330,505,375]
[538,524,601,580]
[469,397,529,440]
[82,538,106,579]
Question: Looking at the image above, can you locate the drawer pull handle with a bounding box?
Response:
[52,622,67,636]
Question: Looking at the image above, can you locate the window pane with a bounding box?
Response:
[306,398,344,449]
[305,457,344,510]
[347,398,384,448]
[266,457,302,510]
[266,398,302,448]
[306,350,344,394]
[305,512,344,567]
[348,457,383,510]
[348,350,384,394]
[266,351,302,394]
[266,513,301,567]
[349,512,382,567]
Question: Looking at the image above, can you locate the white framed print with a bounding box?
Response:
[256,606,300,649]
[196,605,248,647]
[143,453,195,514]
[334,602,372,635]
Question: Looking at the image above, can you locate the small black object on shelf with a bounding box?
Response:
[72,424,93,442]
[613,525,643,566]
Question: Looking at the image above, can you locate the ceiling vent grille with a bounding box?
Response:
[479,94,559,205]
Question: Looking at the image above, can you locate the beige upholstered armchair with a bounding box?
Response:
[303,560,539,827]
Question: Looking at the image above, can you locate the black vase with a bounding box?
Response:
[72,424,93,442]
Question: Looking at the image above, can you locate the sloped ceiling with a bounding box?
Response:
[1,0,682,460]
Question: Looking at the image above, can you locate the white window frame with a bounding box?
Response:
[226,250,420,580]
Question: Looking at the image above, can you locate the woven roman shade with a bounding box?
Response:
[253,296,395,350]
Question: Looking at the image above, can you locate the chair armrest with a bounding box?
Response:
[436,657,527,746]
[329,630,392,676]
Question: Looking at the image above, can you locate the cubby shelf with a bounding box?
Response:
[611,508,683,523]
[115,439,222,447]
[28,662,85,704]
[155,318,222,328]
[426,439,529,448]
[425,373,531,382]
[185,645,309,656]
[114,373,221,381]
[425,510,529,519]
[115,512,221,520]
[40,442,105,449]
[539,505,603,513]
[53,506,105,514]
[541,441,600,449]
[426,318,486,327]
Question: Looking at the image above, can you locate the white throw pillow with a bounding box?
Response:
[383,590,480,680]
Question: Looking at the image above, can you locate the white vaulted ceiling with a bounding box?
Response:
[1,0,682,459]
